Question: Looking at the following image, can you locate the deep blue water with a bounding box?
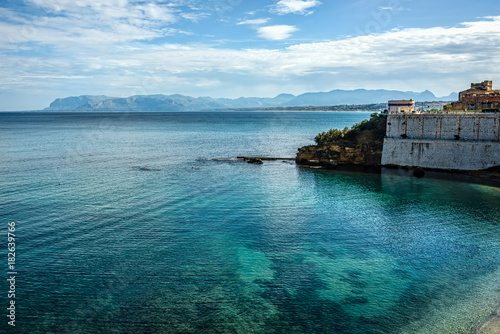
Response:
[1,111,500,333]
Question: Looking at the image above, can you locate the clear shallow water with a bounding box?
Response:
[1,111,500,333]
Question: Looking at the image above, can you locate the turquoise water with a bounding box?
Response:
[1,111,500,333]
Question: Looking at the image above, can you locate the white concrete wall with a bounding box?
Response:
[382,139,500,170]
[386,114,500,141]
[382,113,500,170]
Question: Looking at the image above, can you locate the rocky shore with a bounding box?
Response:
[296,113,386,171]
[295,142,382,170]
[295,113,500,186]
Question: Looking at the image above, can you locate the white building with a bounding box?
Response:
[388,99,415,113]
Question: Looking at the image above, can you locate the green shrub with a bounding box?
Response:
[314,113,387,146]
[314,127,349,146]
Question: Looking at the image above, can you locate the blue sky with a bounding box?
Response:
[1,0,500,110]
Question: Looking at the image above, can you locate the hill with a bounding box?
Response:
[44,90,457,111]
[284,89,455,106]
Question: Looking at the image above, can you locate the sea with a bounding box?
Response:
[0,111,499,334]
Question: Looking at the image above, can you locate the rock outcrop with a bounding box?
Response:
[296,114,386,170]
[296,141,383,169]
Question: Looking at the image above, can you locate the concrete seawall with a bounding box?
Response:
[382,138,500,170]
[382,113,500,171]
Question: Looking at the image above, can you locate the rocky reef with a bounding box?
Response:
[296,113,386,170]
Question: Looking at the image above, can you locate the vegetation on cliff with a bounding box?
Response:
[314,113,387,147]
[296,113,387,168]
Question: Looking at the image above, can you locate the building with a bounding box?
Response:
[387,99,415,113]
[445,80,500,112]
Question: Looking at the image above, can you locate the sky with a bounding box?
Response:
[1,0,500,110]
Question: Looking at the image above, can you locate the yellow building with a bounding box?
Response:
[444,81,500,112]
[388,100,415,113]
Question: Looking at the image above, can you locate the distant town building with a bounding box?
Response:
[388,99,415,113]
[444,81,500,112]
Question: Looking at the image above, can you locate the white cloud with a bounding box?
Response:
[4,16,500,77]
[179,11,209,22]
[237,18,270,25]
[0,1,185,52]
[2,14,500,107]
[257,25,299,40]
[25,0,129,13]
[271,0,321,15]
[20,75,92,79]
[139,3,177,21]
[377,6,408,12]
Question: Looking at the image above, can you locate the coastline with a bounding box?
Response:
[295,111,500,187]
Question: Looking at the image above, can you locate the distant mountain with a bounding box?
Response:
[215,93,297,109]
[46,94,221,111]
[284,89,457,107]
[45,94,297,111]
[47,95,113,110]
[437,92,459,101]
[45,90,457,111]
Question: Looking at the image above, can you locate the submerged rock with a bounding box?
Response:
[247,157,263,164]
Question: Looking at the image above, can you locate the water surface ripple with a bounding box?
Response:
[0,112,499,333]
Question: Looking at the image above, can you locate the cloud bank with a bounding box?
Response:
[1,0,499,109]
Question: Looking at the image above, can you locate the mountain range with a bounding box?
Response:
[45,89,458,111]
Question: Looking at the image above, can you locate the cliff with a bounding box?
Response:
[296,113,386,169]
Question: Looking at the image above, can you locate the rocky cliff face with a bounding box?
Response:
[296,141,382,169]
[296,114,386,169]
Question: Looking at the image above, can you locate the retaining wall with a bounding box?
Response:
[382,113,500,170]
